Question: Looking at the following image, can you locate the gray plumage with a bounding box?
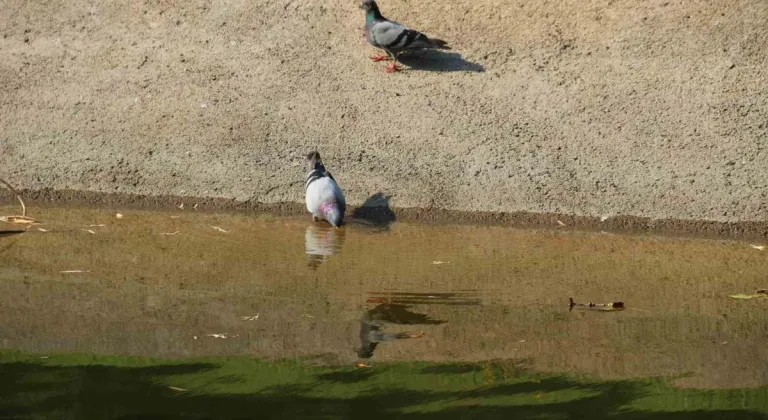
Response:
[305,151,346,227]
[360,0,449,71]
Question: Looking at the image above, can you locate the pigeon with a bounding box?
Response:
[305,151,346,228]
[360,0,450,72]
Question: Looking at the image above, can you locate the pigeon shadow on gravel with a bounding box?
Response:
[399,51,485,73]
[350,192,396,231]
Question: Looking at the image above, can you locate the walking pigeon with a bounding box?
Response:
[305,151,346,228]
[360,0,450,72]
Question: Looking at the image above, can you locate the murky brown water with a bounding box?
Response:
[1,205,767,388]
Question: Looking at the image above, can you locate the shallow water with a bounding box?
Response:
[1,205,767,388]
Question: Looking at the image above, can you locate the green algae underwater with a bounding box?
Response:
[1,350,767,419]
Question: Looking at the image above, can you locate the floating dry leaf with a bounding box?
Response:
[432,261,449,265]
[168,386,187,392]
[37,227,50,232]
[205,333,238,339]
[241,314,260,321]
[82,229,96,234]
[210,226,229,233]
[750,244,766,251]
[355,362,372,368]
[60,270,90,274]
[556,220,566,227]
[116,213,124,219]
[160,231,181,236]
[0,215,38,225]
[729,290,768,300]
[87,224,106,228]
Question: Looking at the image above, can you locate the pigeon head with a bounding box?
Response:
[306,151,325,172]
[359,0,379,12]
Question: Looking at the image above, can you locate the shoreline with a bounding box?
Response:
[4,188,766,241]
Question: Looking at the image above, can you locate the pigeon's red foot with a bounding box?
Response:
[385,63,401,73]
[370,54,390,62]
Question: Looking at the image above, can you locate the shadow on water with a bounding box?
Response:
[304,224,346,270]
[419,363,483,375]
[355,303,442,359]
[1,357,765,419]
[315,368,379,384]
[355,291,482,360]
[0,228,25,239]
[350,192,396,231]
[399,50,485,73]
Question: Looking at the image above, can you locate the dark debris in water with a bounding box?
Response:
[569,297,625,312]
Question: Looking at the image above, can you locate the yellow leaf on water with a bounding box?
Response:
[729,293,768,300]
[0,215,38,225]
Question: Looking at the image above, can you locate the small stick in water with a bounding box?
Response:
[0,177,26,216]
[569,297,625,312]
[0,178,38,225]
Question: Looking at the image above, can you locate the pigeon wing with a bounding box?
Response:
[370,21,426,50]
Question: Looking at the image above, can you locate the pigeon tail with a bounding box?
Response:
[429,38,451,50]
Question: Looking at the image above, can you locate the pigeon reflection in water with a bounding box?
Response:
[305,224,346,270]
[355,303,446,359]
[356,291,481,360]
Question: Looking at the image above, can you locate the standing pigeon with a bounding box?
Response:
[360,0,450,73]
[305,151,346,228]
